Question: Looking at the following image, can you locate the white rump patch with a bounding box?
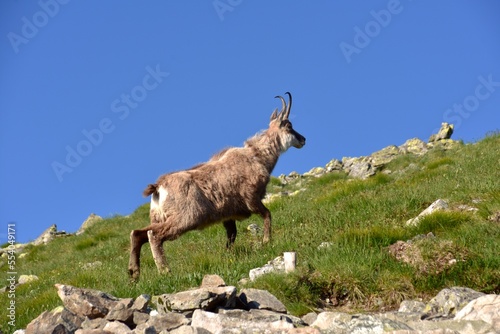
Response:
[151,186,168,210]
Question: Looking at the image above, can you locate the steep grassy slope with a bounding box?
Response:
[1,133,499,332]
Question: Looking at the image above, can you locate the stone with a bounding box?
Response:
[429,123,454,142]
[406,199,448,226]
[238,288,287,313]
[18,274,39,285]
[200,274,226,288]
[325,159,343,172]
[399,138,429,155]
[454,294,500,329]
[32,224,58,246]
[248,255,285,281]
[317,241,333,250]
[399,300,426,313]
[191,309,294,333]
[146,313,190,332]
[302,312,318,325]
[77,213,103,235]
[169,325,212,334]
[342,156,375,179]
[311,311,352,332]
[132,294,151,312]
[304,166,326,177]
[105,298,135,326]
[423,287,485,317]
[370,145,402,167]
[155,286,237,313]
[247,223,262,235]
[26,306,82,334]
[103,320,133,334]
[55,284,120,319]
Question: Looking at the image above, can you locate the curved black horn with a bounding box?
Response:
[284,92,292,119]
[274,95,286,118]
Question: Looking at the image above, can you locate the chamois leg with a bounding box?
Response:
[128,228,150,281]
[223,220,237,249]
[147,229,170,274]
[255,202,272,244]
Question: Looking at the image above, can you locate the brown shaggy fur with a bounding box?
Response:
[128,93,305,280]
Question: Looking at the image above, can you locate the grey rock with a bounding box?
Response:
[200,274,226,288]
[399,300,426,313]
[406,199,448,226]
[32,224,58,246]
[169,325,212,334]
[106,298,135,326]
[146,313,190,332]
[25,306,82,334]
[238,288,287,313]
[454,294,500,329]
[302,312,318,325]
[325,159,343,172]
[55,284,120,319]
[132,294,151,312]
[249,255,285,281]
[370,145,402,167]
[343,157,377,179]
[18,274,39,285]
[155,286,236,313]
[103,320,133,334]
[77,213,103,235]
[191,309,294,333]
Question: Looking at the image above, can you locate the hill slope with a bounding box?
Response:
[1,132,499,332]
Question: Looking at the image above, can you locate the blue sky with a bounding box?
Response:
[1,1,499,243]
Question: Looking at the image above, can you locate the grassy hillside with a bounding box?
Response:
[1,133,499,332]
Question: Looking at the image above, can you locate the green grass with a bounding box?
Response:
[1,133,499,333]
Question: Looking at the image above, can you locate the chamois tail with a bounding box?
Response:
[143,184,158,197]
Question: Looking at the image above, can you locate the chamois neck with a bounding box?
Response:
[245,130,282,174]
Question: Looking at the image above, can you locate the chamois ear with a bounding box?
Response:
[270,108,278,121]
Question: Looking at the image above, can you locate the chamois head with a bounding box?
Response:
[270,92,306,152]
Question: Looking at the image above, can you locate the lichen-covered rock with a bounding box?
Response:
[370,145,402,167]
[429,122,454,142]
[399,138,429,155]
[423,287,485,317]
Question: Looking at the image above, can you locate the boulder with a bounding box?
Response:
[406,199,448,226]
[26,306,82,334]
[191,309,294,333]
[423,287,485,317]
[238,288,287,313]
[32,224,58,246]
[343,157,377,179]
[77,213,103,235]
[454,294,500,331]
[399,138,429,155]
[429,123,454,142]
[325,159,343,172]
[370,145,401,167]
[55,284,120,319]
[155,286,237,313]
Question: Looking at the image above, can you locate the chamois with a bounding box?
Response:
[128,92,305,280]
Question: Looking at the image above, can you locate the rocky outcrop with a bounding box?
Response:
[20,275,500,334]
[76,213,103,235]
[21,275,499,334]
